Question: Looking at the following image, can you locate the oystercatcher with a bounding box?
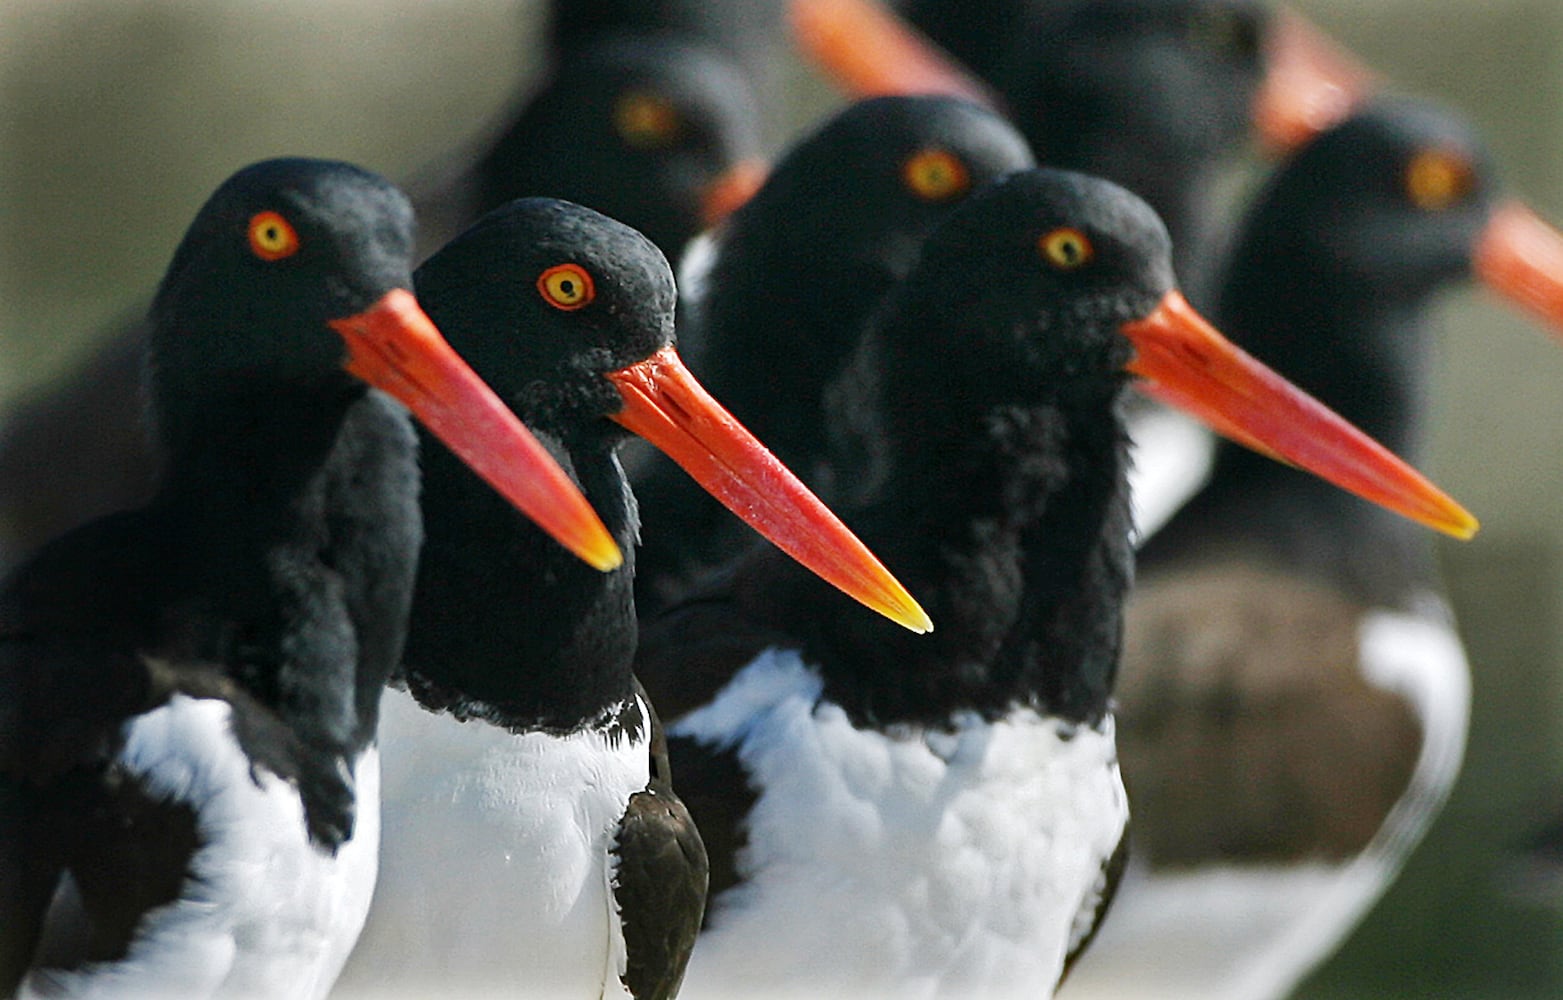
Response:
[0,158,614,998]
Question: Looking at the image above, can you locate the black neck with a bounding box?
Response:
[152,383,420,779]
[1141,241,1440,606]
[766,328,1134,728]
[694,227,917,474]
[405,427,640,732]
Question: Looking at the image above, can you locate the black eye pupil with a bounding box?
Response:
[561,280,575,295]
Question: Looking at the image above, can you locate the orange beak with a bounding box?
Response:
[605,345,932,633]
[332,288,622,572]
[700,159,769,230]
[787,0,1001,110]
[1474,201,1563,338]
[1253,7,1376,153]
[1125,292,1477,540]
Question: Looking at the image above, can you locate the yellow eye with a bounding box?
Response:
[1039,227,1094,270]
[1404,149,1475,212]
[248,211,300,261]
[902,148,971,202]
[614,91,681,149]
[537,263,596,311]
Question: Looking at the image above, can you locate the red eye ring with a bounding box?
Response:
[537,263,596,311]
[248,211,300,261]
[901,148,970,202]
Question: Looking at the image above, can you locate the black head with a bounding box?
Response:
[992,0,1266,248]
[724,94,1034,281]
[901,0,1034,81]
[1233,97,1498,298]
[413,197,676,449]
[881,167,1175,398]
[674,94,1035,491]
[480,35,762,258]
[694,95,1034,398]
[148,158,416,441]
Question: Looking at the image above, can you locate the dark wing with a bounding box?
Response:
[0,630,166,994]
[1058,823,1130,986]
[613,688,708,1000]
[0,634,161,787]
[1114,564,1422,866]
[0,778,65,995]
[663,734,754,904]
[0,512,181,987]
[633,546,804,724]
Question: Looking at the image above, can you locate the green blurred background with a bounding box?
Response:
[3,1,1562,995]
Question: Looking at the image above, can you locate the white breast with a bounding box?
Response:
[1062,602,1470,1000]
[334,687,651,1000]
[1126,402,1215,545]
[672,649,1128,1000]
[23,694,380,1000]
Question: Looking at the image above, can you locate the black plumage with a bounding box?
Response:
[637,169,1168,995]
[0,158,592,997]
[633,94,1035,612]
[0,25,764,570]
[341,198,706,999]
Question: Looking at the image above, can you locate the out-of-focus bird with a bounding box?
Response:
[791,0,1372,284]
[1064,97,1563,1000]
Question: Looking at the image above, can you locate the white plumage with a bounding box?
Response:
[335,687,651,1000]
[22,695,380,1000]
[672,649,1128,1000]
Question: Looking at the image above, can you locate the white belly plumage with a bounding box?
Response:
[22,694,380,1000]
[334,687,650,1000]
[671,649,1128,1000]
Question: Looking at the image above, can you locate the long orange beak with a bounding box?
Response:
[700,159,769,230]
[787,0,1001,110]
[1125,292,1477,540]
[1474,201,1563,337]
[606,345,933,633]
[1253,7,1376,153]
[332,288,622,572]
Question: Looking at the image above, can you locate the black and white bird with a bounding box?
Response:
[633,94,1035,612]
[0,159,615,998]
[335,197,927,1000]
[634,167,1471,998]
[1063,97,1563,1000]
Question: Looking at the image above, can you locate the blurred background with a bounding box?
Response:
[3,1,1562,995]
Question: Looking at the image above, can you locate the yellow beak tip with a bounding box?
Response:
[1445,512,1480,542]
[581,537,626,573]
[894,602,935,635]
